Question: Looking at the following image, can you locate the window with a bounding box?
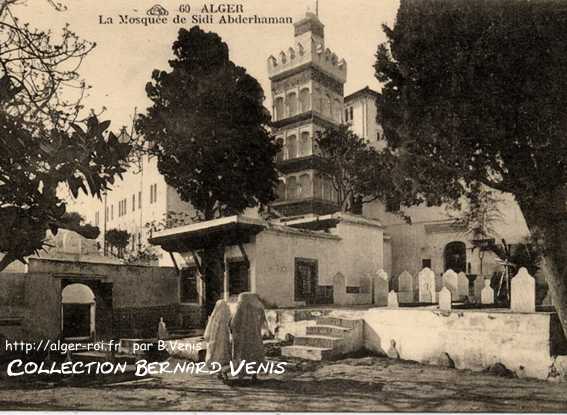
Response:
[105,206,109,221]
[118,199,127,217]
[110,205,114,220]
[150,184,158,204]
[294,258,318,303]
[275,137,284,162]
[274,97,284,121]
[180,267,199,303]
[138,191,142,209]
[132,194,136,212]
[344,106,354,123]
[286,92,298,117]
[228,260,249,295]
[286,135,297,159]
[300,132,310,156]
[299,88,310,112]
[150,185,153,204]
[95,211,99,226]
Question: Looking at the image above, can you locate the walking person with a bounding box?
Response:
[203,299,232,381]
[230,292,269,383]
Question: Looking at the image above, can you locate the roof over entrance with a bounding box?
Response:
[148,216,267,253]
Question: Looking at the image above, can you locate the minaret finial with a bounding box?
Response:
[316,0,319,16]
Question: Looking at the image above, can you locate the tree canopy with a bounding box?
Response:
[0,0,131,271]
[316,124,409,213]
[106,228,130,258]
[136,26,280,221]
[136,26,280,314]
[375,0,567,332]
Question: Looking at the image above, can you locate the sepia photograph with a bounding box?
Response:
[1,0,567,411]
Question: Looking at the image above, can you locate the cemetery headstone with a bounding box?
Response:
[388,290,399,308]
[442,269,458,298]
[438,287,452,310]
[481,279,494,305]
[418,268,436,303]
[373,269,389,306]
[457,272,469,300]
[397,271,413,303]
[510,267,536,313]
[473,275,485,302]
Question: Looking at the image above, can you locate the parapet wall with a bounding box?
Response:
[364,307,567,380]
[268,39,347,83]
[267,305,567,381]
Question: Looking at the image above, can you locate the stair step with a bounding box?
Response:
[294,335,345,349]
[281,345,336,361]
[307,324,351,337]
[316,317,362,329]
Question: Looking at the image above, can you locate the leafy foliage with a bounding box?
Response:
[0,1,131,271]
[136,26,280,220]
[450,184,504,241]
[375,0,567,330]
[105,228,130,258]
[0,0,96,130]
[316,124,410,213]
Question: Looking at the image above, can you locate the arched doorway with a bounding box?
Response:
[62,283,95,340]
[444,241,466,273]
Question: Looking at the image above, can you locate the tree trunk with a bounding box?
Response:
[0,253,15,273]
[517,188,567,338]
[202,245,224,316]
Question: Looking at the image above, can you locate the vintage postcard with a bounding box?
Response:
[1,0,567,412]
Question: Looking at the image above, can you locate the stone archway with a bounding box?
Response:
[61,283,95,340]
[444,241,467,273]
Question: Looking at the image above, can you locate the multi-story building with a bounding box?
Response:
[268,12,346,218]
[67,153,195,265]
[344,86,384,150]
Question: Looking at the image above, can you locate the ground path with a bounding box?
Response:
[1,356,566,411]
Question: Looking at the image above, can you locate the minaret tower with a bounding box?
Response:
[267,11,347,218]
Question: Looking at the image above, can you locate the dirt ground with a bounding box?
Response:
[1,355,567,412]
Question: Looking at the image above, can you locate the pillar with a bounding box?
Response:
[223,255,229,302]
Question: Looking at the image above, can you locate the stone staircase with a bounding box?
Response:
[281,316,364,361]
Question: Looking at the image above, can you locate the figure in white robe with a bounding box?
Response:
[230,292,268,378]
[203,299,232,368]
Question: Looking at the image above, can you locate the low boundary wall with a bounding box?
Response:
[267,306,567,381]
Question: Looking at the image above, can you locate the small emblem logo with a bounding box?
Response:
[146,4,169,16]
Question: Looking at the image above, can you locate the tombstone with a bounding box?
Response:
[418,268,436,303]
[373,269,389,306]
[397,271,413,303]
[442,269,458,298]
[438,287,452,311]
[473,275,485,303]
[481,279,494,305]
[510,267,536,313]
[158,317,169,340]
[457,272,469,300]
[333,272,347,306]
[388,290,399,308]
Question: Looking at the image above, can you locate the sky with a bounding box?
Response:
[14,0,399,131]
